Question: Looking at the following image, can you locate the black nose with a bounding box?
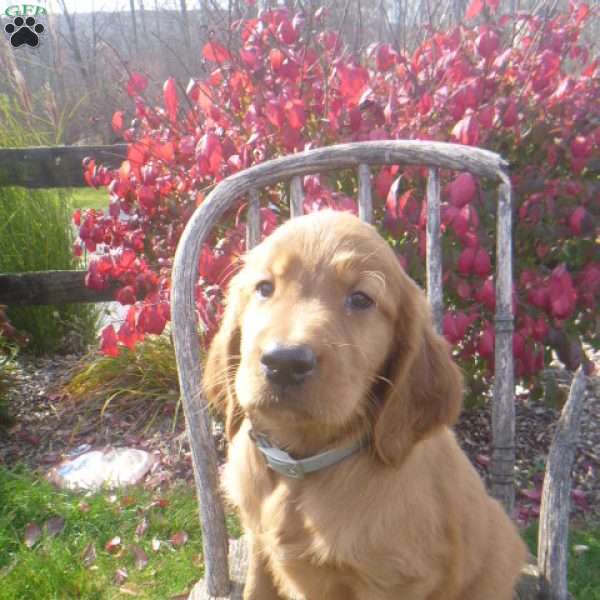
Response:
[260,343,317,387]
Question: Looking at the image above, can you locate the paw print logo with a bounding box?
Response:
[4,16,45,48]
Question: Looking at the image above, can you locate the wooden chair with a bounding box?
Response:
[170,141,585,600]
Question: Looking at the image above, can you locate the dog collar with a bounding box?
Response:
[249,430,366,480]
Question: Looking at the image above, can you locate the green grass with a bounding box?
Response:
[63,187,109,212]
[0,186,99,354]
[0,466,242,600]
[523,524,600,599]
[1,466,598,599]
[0,94,99,355]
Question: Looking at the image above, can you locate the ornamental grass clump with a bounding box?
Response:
[76,3,598,394]
[63,334,180,432]
[0,96,98,355]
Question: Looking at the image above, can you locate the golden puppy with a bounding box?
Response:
[204,210,526,600]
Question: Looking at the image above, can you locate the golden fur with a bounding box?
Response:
[204,210,526,600]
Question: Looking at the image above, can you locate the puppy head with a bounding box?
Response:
[203,210,462,463]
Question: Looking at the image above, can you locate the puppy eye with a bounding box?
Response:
[347,291,374,310]
[256,281,274,298]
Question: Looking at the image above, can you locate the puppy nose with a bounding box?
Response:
[260,343,316,387]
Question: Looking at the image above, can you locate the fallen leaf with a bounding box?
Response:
[82,542,97,567]
[119,584,140,596]
[78,502,91,513]
[520,488,542,503]
[105,536,122,554]
[135,517,148,539]
[24,522,42,548]
[114,567,128,584]
[45,516,65,537]
[121,495,136,508]
[130,544,149,570]
[170,531,189,548]
[151,537,161,552]
[475,454,490,467]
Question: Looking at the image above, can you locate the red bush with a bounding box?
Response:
[77,3,598,385]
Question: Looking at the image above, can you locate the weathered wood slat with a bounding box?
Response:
[189,537,248,600]
[290,176,304,218]
[491,177,516,515]
[0,270,117,305]
[425,168,442,335]
[357,163,373,224]
[538,367,587,600]
[0,144,127,188]
[246,189,261,250]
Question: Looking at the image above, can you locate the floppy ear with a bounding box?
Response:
[373,286,463,467]
[202,277,245,441]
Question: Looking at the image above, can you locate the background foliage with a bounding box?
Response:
[76,2,598,396]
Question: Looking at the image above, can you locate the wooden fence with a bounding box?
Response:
[0,144,126,306]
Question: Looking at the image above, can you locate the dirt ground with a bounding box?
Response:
[1,352,598,526]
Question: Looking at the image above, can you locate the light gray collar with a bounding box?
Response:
[249,430,366,479]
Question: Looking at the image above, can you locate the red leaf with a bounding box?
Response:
[82,542,97,567]
[375,43,397,71]
[574,3,589,26]
[170,531,189,547]
[473,248,491,277]
[265,100,285,128]
[284,99,306,130]
[112,111,124,133]
[196,133,223,175]
[126,72,148,97]
[571,488,590,511]
[137,303,167,335]
[478,325,495,359]
[202,40,232,63]
[452,113,479,146]
[337,63,369,105]
[130,544,149,570]
[135,517,149,539]
[163,78,178,123]
[105,536,122,554]
[100,325,119,357]
[277,19,298,44]
[477,30,499,59]
[45,516,65,537]
[448,173,477,208]
[476,454,490,467]
[114,567,128,584]
[270,48,285,72]
[24,522,42,548]
[465,0,484,19]
[116,286,137,306]
[457,247,476,274]
[520,488,542,503]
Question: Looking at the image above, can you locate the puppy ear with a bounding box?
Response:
[373,289,463,467]
[203,278,244,441]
